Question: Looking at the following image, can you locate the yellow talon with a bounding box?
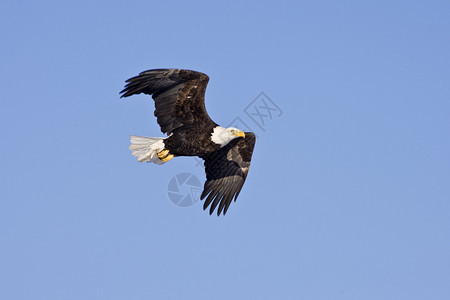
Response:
[157,149,174,162]
[157,149,170,159]
[160,154,174,162]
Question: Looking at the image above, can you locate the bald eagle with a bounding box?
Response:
[120,69,256,215]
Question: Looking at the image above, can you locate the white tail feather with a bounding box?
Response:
[129,135,166,164]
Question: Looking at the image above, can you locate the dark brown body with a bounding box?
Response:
[163,124,221,156]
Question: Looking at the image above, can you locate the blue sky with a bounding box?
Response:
[1,0,449,299]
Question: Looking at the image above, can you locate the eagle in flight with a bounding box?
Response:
[120,69,256,215]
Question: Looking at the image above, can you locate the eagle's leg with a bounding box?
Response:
[157,149,174,162]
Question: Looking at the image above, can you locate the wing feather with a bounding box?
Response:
[120,69,215,134]
[200,132,256,216]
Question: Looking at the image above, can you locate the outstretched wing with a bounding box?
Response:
[200,132,256,216]
[120,69,215,135]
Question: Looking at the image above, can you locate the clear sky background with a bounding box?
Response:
[1,1,449,299]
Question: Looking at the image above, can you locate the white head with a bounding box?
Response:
[211,126,245,147]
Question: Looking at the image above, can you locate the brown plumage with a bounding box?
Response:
[121,69,214,135]
[200,132,256,215]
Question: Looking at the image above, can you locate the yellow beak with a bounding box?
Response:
[233,130,245,138]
